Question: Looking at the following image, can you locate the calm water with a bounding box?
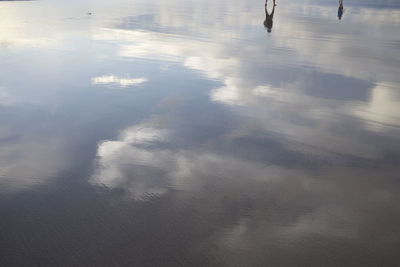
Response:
[1,0,400,266]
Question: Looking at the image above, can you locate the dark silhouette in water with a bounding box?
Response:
[338,0,344,20]
[264,0,276,32]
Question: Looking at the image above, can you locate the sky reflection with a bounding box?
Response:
[1,0,400,266]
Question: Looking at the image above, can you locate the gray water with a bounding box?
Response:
[1,0,400,266]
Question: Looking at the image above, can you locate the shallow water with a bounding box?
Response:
[1,0,400,266]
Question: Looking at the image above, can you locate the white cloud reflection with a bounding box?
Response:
[91,75,148,87]
[91,120,171,199]
[0,87,14,106]
[91,117,303,198]
[1,0,400,263]
[91,1,400,136]
[0,135,70,193]
[352,83,400,131]
[90,113,400,266]
[88,3,400,263]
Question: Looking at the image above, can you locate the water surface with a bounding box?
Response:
[1,0,400,266]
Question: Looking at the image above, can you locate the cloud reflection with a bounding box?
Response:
[90,111,400,265]
[92,1,400,135]
[0,135,70,193]
[89,2,400,264]
[1,0,400,264]
[91,75,148,88]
